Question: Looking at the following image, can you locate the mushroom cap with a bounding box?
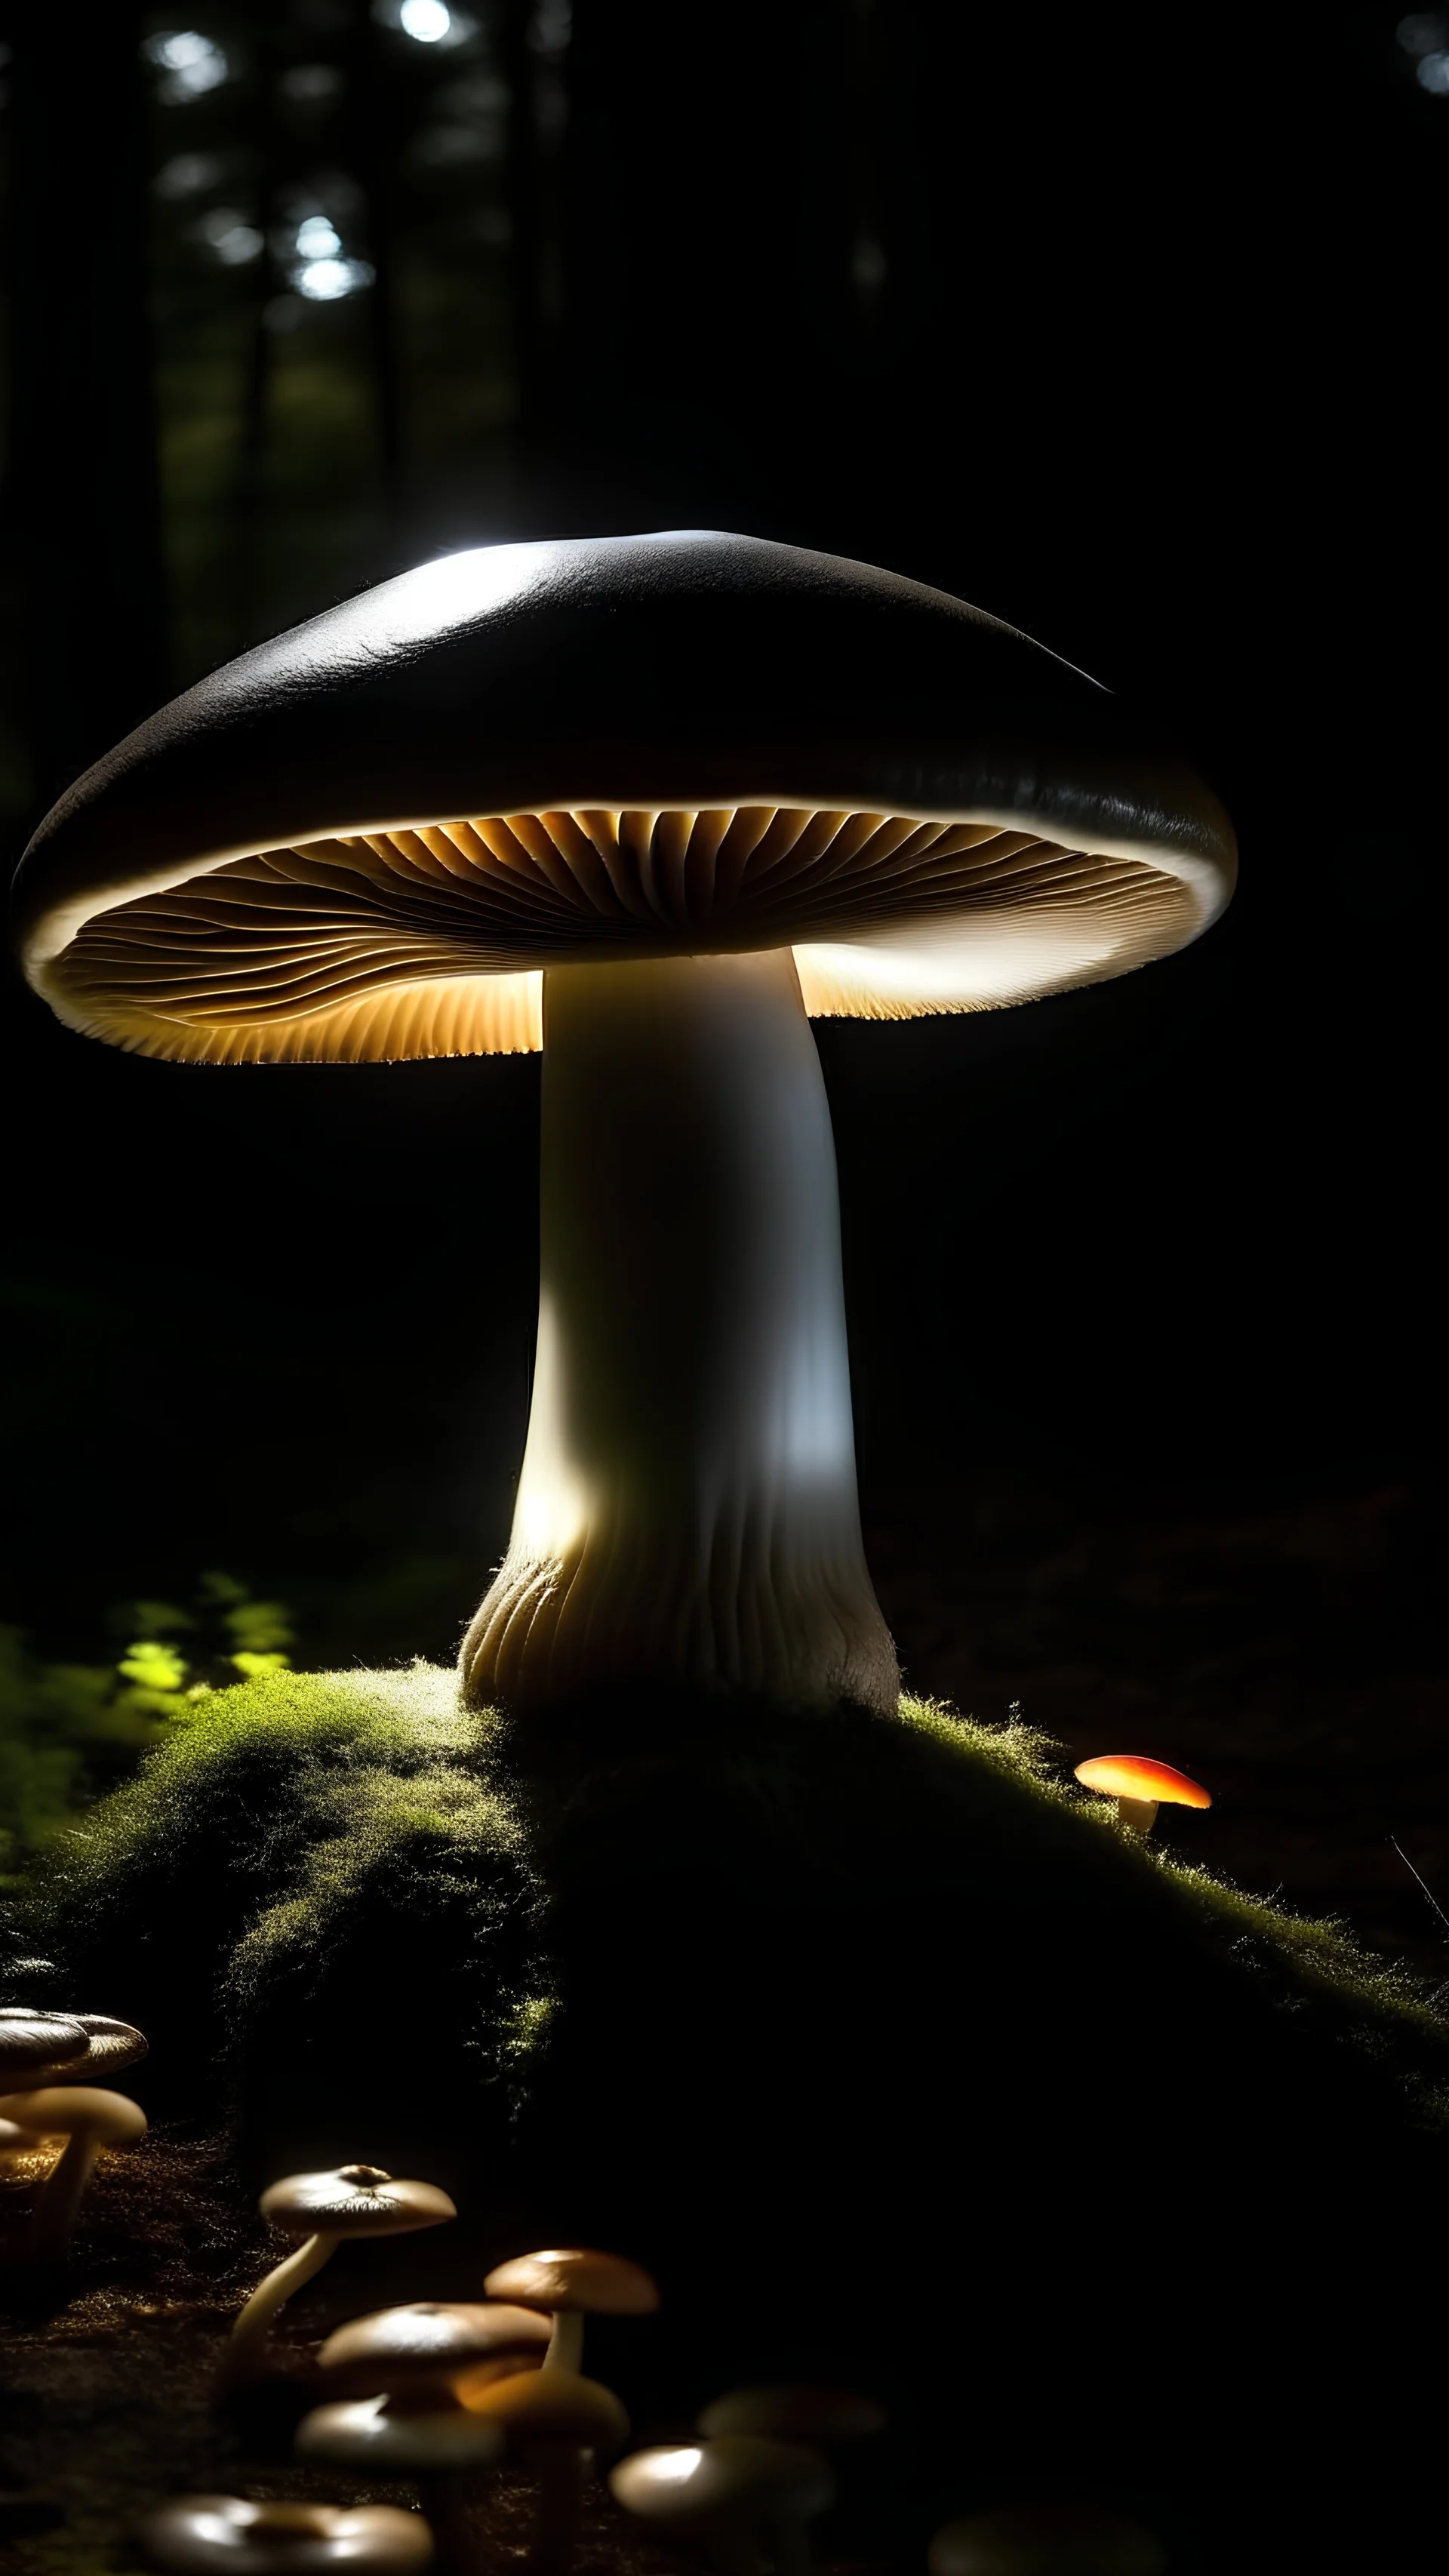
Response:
[0,2011,89,2089]
[45,2014,148,2084]
[1073,1755,1212,1810]
[0,2113,47,2150]
[297,2394,506,2474]
[318,2301,552,2393]
[696,2385,885,2444]
[463,2368,629,2450]
[0,2085,147,2146]
[138,2493,433,2573]
[258,2165,457,2239]
[14,531,1235,1065]
[609,2437,835,2528]
[928,2504,1166,2576]
[481,2247,659,2318]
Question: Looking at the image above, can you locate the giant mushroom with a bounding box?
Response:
[12,533,1234,1725]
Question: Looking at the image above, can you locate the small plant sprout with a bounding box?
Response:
[0,2011,89,2091]
[0,2085,147,2260]
[1073,1754,1211,1839]
[220,2164,457,2390]
[466,2369,629,2576]
[482,2248,659,2374]
[697,2386,886,2445]
[138,2495,434,2575]
[611,2437,835,2576]
[928,2502,1166,2576]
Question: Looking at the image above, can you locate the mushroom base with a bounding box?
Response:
[460,953,899,1722]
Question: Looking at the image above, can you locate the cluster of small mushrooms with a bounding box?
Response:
[0,2005,148,2260]
[138,2171,1168,2576]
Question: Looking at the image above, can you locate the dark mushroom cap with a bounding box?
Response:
[138,2494,433,2573]
[14,533,1234,1065]
[464,2368,629,2451]
[0,2011,89,2090]
[482,2247,659,2318]
[297,2395,506,2474]
[258,2165,457,2239]
[696,2385,885,2444]
[928,2504,1166,2576]
[318,2301,552,2394]
[610,2437,835,2528]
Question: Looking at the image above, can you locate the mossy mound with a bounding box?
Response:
[12,1665,1449,2564]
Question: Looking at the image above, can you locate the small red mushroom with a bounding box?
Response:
[1074,1753,1212,1838]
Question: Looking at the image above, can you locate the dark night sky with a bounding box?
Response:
[3,3,1443,1752]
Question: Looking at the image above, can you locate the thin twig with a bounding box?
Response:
[1388,1835,1449,1942]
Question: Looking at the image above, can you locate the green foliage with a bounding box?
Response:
[0,1573,297,1877]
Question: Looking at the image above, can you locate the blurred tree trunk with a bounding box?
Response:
[344,0,405,536]
[5,0,169,805]
[499,0,544,446]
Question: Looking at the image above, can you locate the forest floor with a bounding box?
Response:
[0,2136,711,2576]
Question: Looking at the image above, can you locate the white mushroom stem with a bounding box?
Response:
[31,2128,104,2262]
[542,2310,584,2374]
[220,2230,338,2388]
[1118,1797,1160,1836]
[461,951,899,1722]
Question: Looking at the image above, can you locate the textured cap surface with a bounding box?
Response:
[14,533,1234,1063]
[482,2247,660,2316]
[258,2165,457,2238]
[0,2011,89,2089]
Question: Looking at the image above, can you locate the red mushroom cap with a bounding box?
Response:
[1073,1754,1211,1809]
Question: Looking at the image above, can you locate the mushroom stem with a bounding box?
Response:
[543,2310,584,2374]
[31,2128,100,2262]
[461,950,899,1723]
[1118,1796,1160,1835]
[414,2472,481,2576]
[525,2446,586,2576]
[220,2229,338,2388]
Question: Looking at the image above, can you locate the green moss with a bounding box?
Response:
[17,1660,1446,2159]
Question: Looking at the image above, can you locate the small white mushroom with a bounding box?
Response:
[465,2369,629,2576]
[481,2247,658,2375]
[138,2494,433,2574]
[220,2165,457,2391]
[0,2085,147,2260]
[697,2386,885,2445]
[928,2504,1167,2576]
[611,2436,835,2576]
[297,2395,503,2576]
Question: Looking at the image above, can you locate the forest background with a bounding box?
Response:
[2,4,1444,1974]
